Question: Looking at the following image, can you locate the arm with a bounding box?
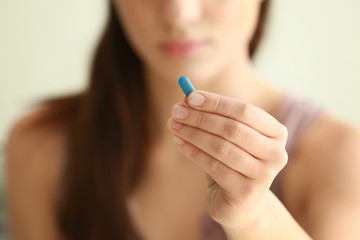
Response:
[167,90,312,239]
[5,113,65,240]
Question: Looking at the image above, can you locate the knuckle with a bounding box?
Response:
[238,103,254,121]
[187,127,197,139]
[214,97,222,112]
[214,97,227,112]
[259,166,274,181]
[209,159,223,174]
[280,150,288,169]
[271,146,288,169]
[279,124,288,141]
[224,121,244,140]
[271,146,283,159]
[215,142,232,159]
[189,147,201,159]
[196,112,207,128]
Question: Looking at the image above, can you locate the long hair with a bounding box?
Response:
[37,1,271,239]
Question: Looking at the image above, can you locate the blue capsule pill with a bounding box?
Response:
[178,76,195,97]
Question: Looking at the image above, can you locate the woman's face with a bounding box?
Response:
[113,0,263,82]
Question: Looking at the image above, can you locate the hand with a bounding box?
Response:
[167,90,288,230]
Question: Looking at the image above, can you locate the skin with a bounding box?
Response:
[6,0,360,239]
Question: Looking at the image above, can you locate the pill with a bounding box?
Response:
[178,76,195,97]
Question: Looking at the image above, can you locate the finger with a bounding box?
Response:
[168,118,263,179]
[171,104,282,160]
[187,90,287,139]
[172,135,250,197]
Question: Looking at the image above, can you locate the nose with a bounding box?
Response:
[160,0,202,29]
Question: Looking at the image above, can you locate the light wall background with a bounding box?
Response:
[1,0,360,145]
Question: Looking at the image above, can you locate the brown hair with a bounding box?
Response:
[38,1,271,239]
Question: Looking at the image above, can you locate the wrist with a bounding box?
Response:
[222,211,264,240]
[221,191,312,240]
[221,196,267,239]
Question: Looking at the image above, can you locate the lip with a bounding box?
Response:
[159,40,206,58]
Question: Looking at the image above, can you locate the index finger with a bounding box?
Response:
[187,90,286,138]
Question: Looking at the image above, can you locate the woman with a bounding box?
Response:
[6,0,360,239]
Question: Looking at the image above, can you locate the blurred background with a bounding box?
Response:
[0,0,359,238]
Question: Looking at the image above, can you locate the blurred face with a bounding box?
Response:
[113,0,263,83]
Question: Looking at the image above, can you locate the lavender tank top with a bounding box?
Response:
[201,93,324,240]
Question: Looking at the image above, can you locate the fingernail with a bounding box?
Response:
[170,120,183,130]
[172,105,188,119]
[173,136,185,146]
[189,93,205,106]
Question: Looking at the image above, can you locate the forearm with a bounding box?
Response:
[223,191,312,240]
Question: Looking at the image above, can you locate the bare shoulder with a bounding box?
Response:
[6,107,68,179]
[283,112,360,239]
[6,107,68,239]
[294,112,360,183]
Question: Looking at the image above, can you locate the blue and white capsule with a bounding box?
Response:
[178,76,195,97]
